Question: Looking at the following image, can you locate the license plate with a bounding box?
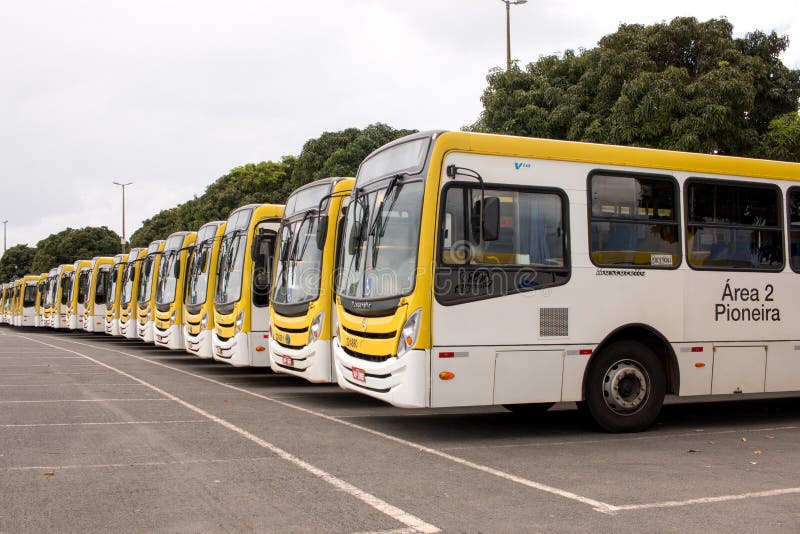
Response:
[281,355,293,367]
[352,366,366,383]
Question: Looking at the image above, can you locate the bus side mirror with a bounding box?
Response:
[316,215,329,250]
[483,196,500,242]
[173,258,181,277]
[347,220,363,256]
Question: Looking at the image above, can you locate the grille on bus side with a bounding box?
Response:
[540,307,568,337]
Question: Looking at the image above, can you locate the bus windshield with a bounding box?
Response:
[337,180,423,300]
[156,250,181,305]
[95,267,110,305]
[186,240,212,306]
[137,254,158,305]
[273,210,324,305]
[23,284,37,307]
[215,231,247,306]
[215,209,253,307]
[120,262,136,307]
[107,265,120,306]
[77,269,91,305]
[61,272,74,305]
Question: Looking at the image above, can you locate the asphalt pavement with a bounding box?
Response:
[1,325,799,533]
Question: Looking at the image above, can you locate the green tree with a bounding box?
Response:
[760,112,800,162]
[470,17,800,159]
[129,124,415,247]
[30,227,121,274]
[130,157,296,247]
[290,123,417,189]
[0,244,37,282]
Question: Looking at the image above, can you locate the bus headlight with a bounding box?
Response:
[310,311,324,343]
[234,311,244,334]
[397,308,421,358]
[200,312,208,329]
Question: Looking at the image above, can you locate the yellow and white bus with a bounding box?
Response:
[53,264,75,330]
[10,279,22,326]
[119,248,147,339]
[19,275,42,327]
[104,254,128,336]
[136,240,165,342]
[269,177,354,382]
[80,256,114,333]
[35,273,49,327]
[66,259,91,330]
[333,130,800,432]
[153,231,197,349]
[1,283,9,324]
[212,204,283,366]
[184,221,225,357]
[42,268,59,328]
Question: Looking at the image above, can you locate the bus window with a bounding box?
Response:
[589,173,680,268]
[437,184,569,304]
[789,188,800,272]
[686,180,783,270]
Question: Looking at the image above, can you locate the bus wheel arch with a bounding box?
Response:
[580,324,677,432]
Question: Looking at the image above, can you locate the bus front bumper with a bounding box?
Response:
[269,338,334,383]
[212,331,270,367]
[154,324,184,350]
[137,320,155,343]
[105,318,119,336]
[332,338,428,408]
[184,328,213,358]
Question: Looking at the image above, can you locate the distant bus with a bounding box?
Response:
[333,130,800,432]
[270,177,354,382]
[65,260,91,330]
[104,254,128,336]
[212,204,283,366]
[184,221,225,358]
[53,264,75,330]
[81,257,114,333]
[154,231,197,349]
[19,275,41,327]
[136,240,166,342]
[34,273,48,327]
[119,248,146,339]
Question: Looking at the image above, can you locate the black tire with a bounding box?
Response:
[584,340,665,433]
[504,402,555,416]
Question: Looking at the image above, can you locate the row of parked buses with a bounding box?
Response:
[3,131,800,432]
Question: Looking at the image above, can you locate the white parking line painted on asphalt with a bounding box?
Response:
[0,355,84,358]
[5,456,277,471]
[0,383,142,387]
[0,420,209,428]
[0,398,168,403]
[52,335,616,514]
[18,334,441,534]
[608,487,800,512]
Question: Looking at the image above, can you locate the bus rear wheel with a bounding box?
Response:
[584,340,665,433]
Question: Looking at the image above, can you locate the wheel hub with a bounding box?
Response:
[602,359,649,414]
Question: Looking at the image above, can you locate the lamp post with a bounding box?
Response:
[1,220,7,255]
[502,0,528,71]
[112,182,133,252]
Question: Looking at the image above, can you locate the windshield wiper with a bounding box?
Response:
[369,175,404,268]
[351,189,370,272]
[289,210,316,262]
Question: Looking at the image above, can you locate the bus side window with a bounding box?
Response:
[589,173,680,268]
[789,188,800,273]
[686,180,783,270]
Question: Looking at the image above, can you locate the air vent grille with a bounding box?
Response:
[540,307,568,337]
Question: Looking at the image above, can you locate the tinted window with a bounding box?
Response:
[589,174,680,268]
[686,181,783,270]
[789,188,800,272]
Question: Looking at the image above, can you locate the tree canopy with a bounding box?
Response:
[0,245,37,283]
[30,227,121,274]
[470,17,800,160]
[130,123,415,247]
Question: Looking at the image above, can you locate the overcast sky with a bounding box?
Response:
[1,0,798,254]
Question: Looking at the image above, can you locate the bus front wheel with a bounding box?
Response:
[584,340,665,433]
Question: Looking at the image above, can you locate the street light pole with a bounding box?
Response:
[1,220,7,255]
[112,182,133,253]
[502,0,528,71]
